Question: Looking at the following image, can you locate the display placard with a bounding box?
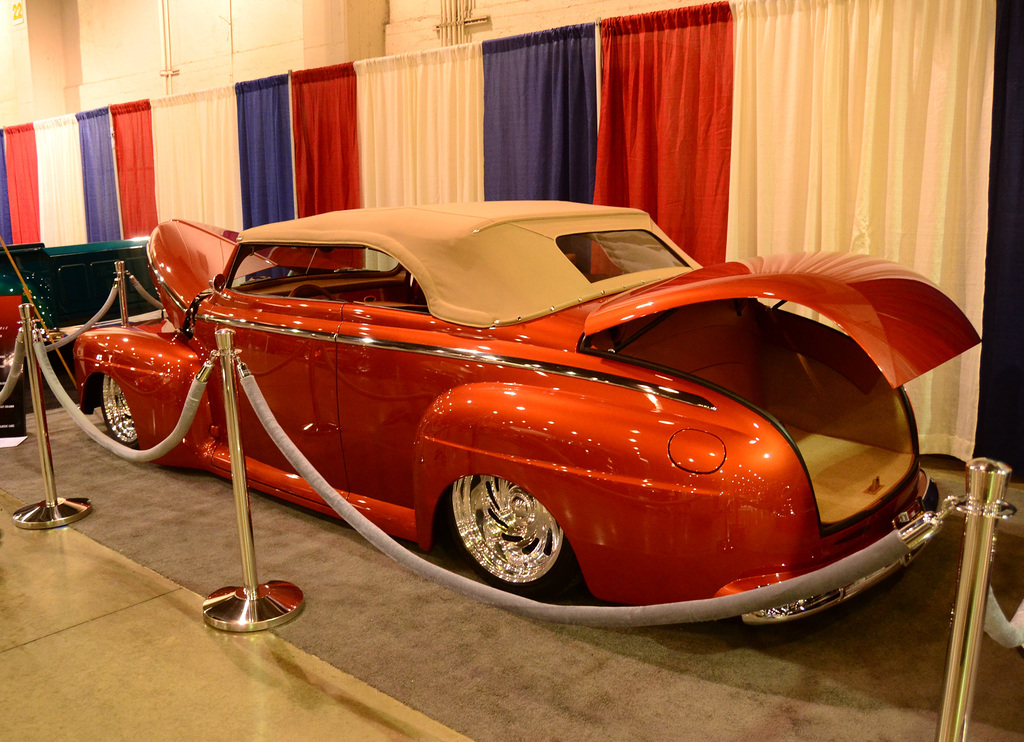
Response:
[0,296,26,443]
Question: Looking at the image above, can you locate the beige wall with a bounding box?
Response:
[0,3,32,124]
[385,0,706,55]
[0,0,388,127]
[0,0,706,127]
[0,0,71,124]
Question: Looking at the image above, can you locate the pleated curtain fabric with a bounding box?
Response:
[236,74,295,229]
[482,25,598,203]
[4,123,40,244]
[0,130,11,245]
[594,5,734,268]
[35,115,89,246]
[76,108,122,242]
[291,64,361,217]
[355,45,484,208]
[726,0,996,460]
[110,101,159,239]
[151,87,244,229]
[976,0,1024,469]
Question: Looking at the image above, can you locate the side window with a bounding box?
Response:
[228,244,424,308]
[230,244,397,290]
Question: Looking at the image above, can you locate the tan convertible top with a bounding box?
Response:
[239,202,695,327]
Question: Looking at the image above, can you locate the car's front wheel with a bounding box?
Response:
[449,474,579,598]
[100,374,139,449]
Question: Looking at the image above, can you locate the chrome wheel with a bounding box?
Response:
[451,474,566,586]
[100,375,138,447]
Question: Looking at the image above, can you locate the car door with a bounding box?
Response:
[194,252,349,506]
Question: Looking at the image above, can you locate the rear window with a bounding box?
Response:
[555,230,685,284]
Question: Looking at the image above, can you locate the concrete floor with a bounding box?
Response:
[0,489,471,742]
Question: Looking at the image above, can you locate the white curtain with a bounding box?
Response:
[151,87,243,230]
[727,0,996,460]
[35,116,88,246]
[355,44,485,209]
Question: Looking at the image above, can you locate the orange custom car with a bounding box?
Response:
[74,202,979,619]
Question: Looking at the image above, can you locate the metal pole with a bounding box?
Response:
[12,303,92,529]
[220,328,260,598]
[115,260,129,327]
[935,458,1014,742]
[203,328,303,631]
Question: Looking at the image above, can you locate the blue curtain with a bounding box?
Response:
[976,0,1024,468]
[482,24,598,203]
[236,74,295,229]
[0,129,11,245]
[76,108,121,242]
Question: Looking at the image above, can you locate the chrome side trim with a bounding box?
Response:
[199,313,715,411]
[200,314,337,343]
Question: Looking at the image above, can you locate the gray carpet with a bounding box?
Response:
[2,409,1023,742]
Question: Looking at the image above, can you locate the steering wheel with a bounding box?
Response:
[288,283,333,299]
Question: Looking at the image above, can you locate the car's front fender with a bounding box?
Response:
[74,326,213,468]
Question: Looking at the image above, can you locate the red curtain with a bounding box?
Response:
[594,4,734,266]
[4,124,40,244]
[291,64,361,217]
[110,100,159,239]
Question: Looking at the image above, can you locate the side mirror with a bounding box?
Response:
[210,274,226,293]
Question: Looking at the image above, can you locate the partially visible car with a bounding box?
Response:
[1,266,56,329]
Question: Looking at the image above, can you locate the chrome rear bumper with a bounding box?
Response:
[742,477,943,625]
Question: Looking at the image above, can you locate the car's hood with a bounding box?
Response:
[148,220,239,328]
[584,252,980,388]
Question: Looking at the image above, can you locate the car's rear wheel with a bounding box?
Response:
[100,375,139,448]
[449,474,579,598]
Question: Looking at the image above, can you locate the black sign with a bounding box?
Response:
[0,296,26,439]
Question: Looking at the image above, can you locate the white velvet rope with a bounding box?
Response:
[129,273,164,310]
[32,338,212,463]
[0,329,25,405]
[45,282,119,351]
[985,588,1024,648]
[238,369,916,627]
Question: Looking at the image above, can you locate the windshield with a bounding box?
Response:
[555,230,685,284]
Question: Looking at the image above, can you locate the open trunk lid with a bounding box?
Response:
[584,252,979,388]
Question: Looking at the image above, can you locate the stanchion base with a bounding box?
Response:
[12,498,92,530]
[203,581,304,632]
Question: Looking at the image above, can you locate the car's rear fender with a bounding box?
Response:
[74,326,212,467]
[412,381,822,604]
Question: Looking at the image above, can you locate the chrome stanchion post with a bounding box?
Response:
[12,303,92,529]
[203,328,303,632]
[115,260,129,327]
[935,458,1015,742]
